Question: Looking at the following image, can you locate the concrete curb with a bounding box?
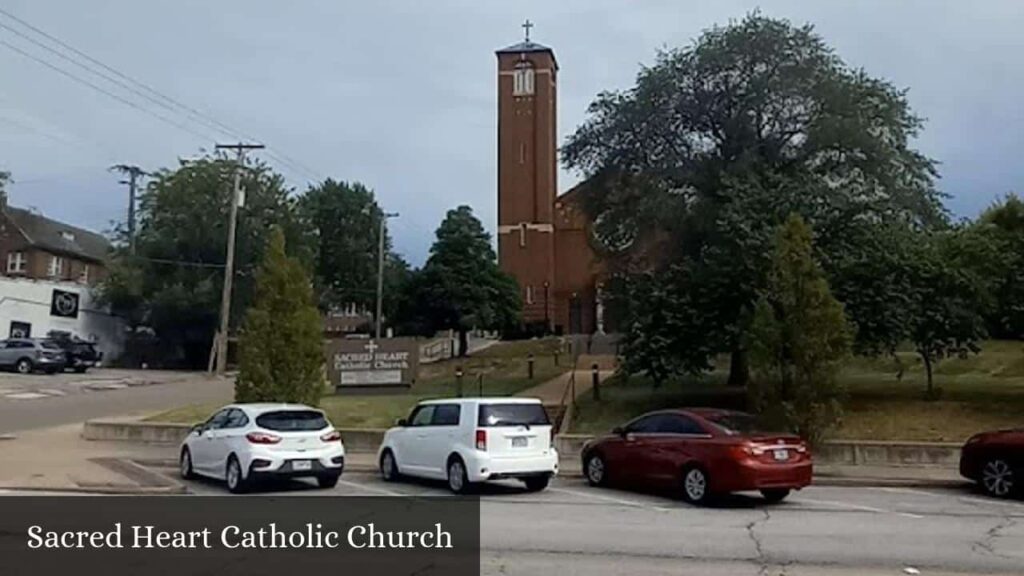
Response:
[0,484,187,495]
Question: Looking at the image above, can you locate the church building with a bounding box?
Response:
[496,23,606,335]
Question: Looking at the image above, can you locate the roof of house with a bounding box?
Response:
[3,206,110,263]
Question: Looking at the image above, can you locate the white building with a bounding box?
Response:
[0,276,126,360]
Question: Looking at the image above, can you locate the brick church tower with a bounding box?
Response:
[495,21,559,330]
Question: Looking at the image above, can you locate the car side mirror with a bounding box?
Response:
[191,423,205,434]
[612,426,625,437]
[395,418,408,427]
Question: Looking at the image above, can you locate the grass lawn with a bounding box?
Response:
[572,340,1024,443]
[147,338,568,429]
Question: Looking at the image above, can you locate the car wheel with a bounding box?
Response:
[585,453,607,487]
[317,474,341,489]
[681,466,712,505]
[15,358,32,374]
[523,476,550,492]
[447,457,472,494]
[981,458,1015,498]
[225,456,248,494]
[380,450,400,482]
[761,489,791,503]
[179,448,196,480]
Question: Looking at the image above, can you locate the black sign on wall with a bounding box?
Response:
[9,321,31,338]
[50,289,80,319]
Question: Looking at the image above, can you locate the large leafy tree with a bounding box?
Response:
[563,13,944,385]
[297,179,407,315]
[97,153,303,368]
[972,194,1024,340]
[410,206,521,355]
[235,228,324,405]
[749,215,851,444]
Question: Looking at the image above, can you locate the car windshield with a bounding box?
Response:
[255,410,328,431]
[705,412,776,436]
[478,403,550,427]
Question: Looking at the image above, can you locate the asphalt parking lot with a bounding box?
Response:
[137,465,1024,575]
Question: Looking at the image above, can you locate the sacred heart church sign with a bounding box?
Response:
[324,337,420,393]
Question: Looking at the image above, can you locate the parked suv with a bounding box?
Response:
[378,397,559,493]
[0,338,67,374]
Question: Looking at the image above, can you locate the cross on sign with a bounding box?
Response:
[522,19,534,42]
[364,340,380,354]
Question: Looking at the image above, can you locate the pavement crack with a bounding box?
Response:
[971,512,1017,560]
[746,508,771,576]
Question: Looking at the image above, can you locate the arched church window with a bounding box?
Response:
[513,61,535,96]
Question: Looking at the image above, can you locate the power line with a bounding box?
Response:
[0,39,219,143]
[0,7,325,183]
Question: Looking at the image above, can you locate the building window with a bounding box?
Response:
[78,264,90,284]
[48,255,64,278]
[6,251,26,274]
[519,223,528,248]
[526,285,535,305]
[519,142,526,164]
[513,63,535,96]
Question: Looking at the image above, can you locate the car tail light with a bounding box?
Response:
[320,430,342,443]
[475,429,487,451]
[246,431,281,444]
[796,443,808,454]
[729,444,753,460]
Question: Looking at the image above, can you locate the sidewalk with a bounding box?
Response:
[0,423,180,492]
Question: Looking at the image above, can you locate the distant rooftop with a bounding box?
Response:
[2,205,110,263]
[496,20,557,68]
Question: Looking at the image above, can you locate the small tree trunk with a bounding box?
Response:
[921,351,934,398]
[458,329,469,358]
[727,346,750,388]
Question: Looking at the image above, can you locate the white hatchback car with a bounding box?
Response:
[377,397,559,493]
[179,403,345,493]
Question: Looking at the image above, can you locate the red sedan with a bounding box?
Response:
[960,428,1023,498]
[580,409,812,505]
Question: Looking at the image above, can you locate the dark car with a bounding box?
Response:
[581,409,812,505]
[45,334,103,373]
[960,428,1024,498]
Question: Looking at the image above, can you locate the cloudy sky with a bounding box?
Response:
[1,1,1022,264]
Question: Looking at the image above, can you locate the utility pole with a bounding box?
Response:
[212,142,264,375]
[375,211,399,339]
[110,165,147,254]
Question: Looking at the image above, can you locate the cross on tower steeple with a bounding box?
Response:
[522,19,534,42]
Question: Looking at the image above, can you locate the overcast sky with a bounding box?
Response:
[2,1,1022,264]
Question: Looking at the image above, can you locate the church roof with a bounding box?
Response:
[496,41,558,69]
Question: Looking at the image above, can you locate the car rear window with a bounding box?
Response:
[478,403,550,427]
[255,410,328,431]
[705,412,774,435]
[39,340,62,350]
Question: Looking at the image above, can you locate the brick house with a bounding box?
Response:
[0,194,110,286]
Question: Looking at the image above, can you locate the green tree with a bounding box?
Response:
[297,179,404,314]
[749,215,851,444]
[973,194,1024,339]
[98,153,303,368]
[235,228,324,405]
[904,229,991,398]
[562,13,943,386]
[413,206,521,355]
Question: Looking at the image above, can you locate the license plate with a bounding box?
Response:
[511,437,528,448]
[773,449,789,461]
[292,460,312,471]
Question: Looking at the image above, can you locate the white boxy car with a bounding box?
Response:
[179,404,345,493]
[377,397,559,493]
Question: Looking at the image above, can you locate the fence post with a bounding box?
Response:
[528,353,535,380]
[477,373,484,397]
[592,363,601,401]
[455,366,464,398]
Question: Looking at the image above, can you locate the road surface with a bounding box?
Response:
[132,467,1024,575]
